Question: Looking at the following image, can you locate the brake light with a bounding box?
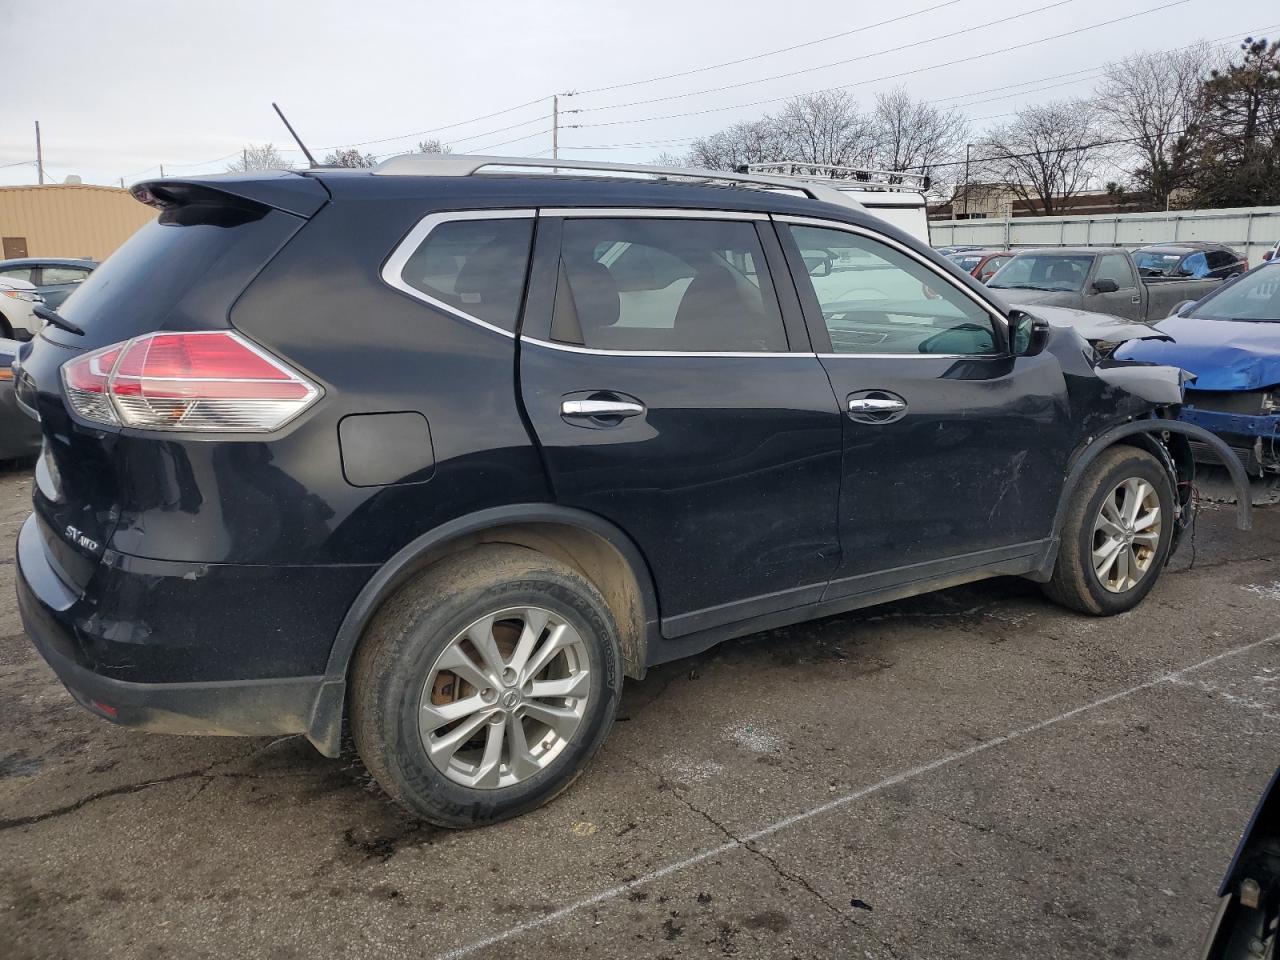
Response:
[60,331,320,432]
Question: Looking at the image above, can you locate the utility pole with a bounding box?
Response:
[962,143,971,219]
[34,121,44,185]
[159,163,165,178]
[552,95,559,161]
[243,148,249,171]
[119,178,124,188]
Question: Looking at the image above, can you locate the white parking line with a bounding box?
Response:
[435,633,1280,960]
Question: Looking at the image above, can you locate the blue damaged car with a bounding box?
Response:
[1118,262,1280,475]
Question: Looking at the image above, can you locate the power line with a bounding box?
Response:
[315,95,552,150]
[568,0,1191,130]
[571,0,967,96]
[470,128,555,153]
[571,0,1078,114]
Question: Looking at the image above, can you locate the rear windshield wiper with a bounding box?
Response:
[33,304,84,336]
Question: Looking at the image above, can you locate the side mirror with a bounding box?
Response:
[1168,299,1196,318]
[1010,309,1050,357]
[801,249,834,277]
[1093,278,1120,294]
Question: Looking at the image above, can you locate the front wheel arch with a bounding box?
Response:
[1052,419,1251,542]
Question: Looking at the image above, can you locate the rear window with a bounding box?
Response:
[50,205,304,349]
[396,218,534,333]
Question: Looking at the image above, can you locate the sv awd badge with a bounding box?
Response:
[64,525,99,553]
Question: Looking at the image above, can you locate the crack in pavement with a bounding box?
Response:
[624,754,907,958]
[0,740,285,831]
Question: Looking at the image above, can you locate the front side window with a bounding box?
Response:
[551,218,787,352]
[398,217,534,332]
[0,267,34,283]
[1180,252,1210,278]
[41,266,90,284]
[988,254,1093,292]
[1095,254,1136,289]
[788,224,998,356]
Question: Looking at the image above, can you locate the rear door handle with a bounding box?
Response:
[560,399,645,419]
[848,397,906,414]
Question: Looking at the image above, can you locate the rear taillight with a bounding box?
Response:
[61,331,320,432]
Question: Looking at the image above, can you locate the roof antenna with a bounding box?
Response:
[272,102,317,168]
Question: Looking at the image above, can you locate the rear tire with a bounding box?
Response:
[350,544,622,828]
[1042,445,1175,615]
[0,313,13,340]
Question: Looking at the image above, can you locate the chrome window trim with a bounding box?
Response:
[773,214,1010,332]
[540,207,768,221]
[522,338,798,358]
[382,207,1006,360]
[380,208,538,339]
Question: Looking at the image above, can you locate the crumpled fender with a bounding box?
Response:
[1056,418,1252,533]
[1094,363,1196,405]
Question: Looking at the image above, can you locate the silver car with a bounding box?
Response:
[0,278,44,340]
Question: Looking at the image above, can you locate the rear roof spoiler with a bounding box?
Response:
[131,170,328,218]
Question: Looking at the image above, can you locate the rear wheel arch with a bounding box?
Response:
[308,505,659,756]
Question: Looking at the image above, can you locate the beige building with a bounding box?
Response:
[0,184,155,262]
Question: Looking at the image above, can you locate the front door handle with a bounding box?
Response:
[846,390,909,424]
[848,397,906,414]
[561,399,645,420]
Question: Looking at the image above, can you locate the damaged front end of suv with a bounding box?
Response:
[1022,306,1253,556]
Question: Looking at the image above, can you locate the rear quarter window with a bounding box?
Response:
[392,217,534,333]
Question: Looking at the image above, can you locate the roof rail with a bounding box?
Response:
[744,162,930,193]
[370,153,862,210]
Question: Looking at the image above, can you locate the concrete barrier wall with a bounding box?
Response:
[929,205,1280,263]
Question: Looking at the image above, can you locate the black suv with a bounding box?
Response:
[12,156,1248,827]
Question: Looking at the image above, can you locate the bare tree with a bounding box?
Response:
[686,119,789,171]
[871,87,969,191]
[775,91,878,170]
[226,143,289,172]
[416,139,452,155]
[980,100,1103,215]
[323,148,378,167]
[1096,44,1216,208]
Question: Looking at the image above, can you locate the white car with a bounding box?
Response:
[0,277,43,340]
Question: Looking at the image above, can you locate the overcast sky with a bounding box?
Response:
[3,0,1278,187]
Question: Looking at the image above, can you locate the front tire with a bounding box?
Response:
[350,545,622,827]
[1042,445,1175,615]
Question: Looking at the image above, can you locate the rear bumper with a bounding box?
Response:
[15,512,367,741]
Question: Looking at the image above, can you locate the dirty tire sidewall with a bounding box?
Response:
[1045,446,1175,616]
[351,545,621,828]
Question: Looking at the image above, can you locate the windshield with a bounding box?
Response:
[988,255,1094,292]
[948,254,983,272]
[1194,264,1280,321]
[1134,251,1183,277]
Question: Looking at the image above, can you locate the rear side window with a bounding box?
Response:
[551,218,787,353]
[397,218,533,332]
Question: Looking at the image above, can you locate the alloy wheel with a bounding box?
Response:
[1091,477,1162,593]
[418,606,591,789]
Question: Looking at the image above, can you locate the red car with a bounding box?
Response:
[944,248,1015,284]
